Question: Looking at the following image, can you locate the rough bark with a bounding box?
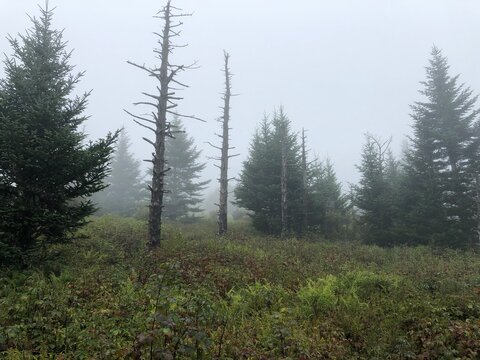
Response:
[127,1,200,248]
[476,174,480,245]
[281,125,288,237]
[207,52,237,235]
[218,52,231,235]
[301,128,308,235]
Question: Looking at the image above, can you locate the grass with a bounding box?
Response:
[1,215,480,359]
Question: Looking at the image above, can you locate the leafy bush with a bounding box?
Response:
[298,275,338,318]
[2,217,480,358]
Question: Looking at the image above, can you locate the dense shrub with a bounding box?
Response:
[1,216,480,358]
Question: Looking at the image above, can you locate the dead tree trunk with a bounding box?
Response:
[476,174,480,246]
[280,124,288,237]
[207,51,238,236]
[126,1,201,248]
[218,52,232,235]
[301,128,308,235]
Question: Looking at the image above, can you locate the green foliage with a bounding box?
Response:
[236,109,348,238]
[298,275,338,317]
[235,109,303,235]
[353,134,402,246]
[307,158,348,238]
[162,117,210,223]
[402,46,480,248]
[93,129,145,217]
[2,217,480,358]
[0,6,117,262]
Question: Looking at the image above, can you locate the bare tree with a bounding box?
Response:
[301,128,308,235]
[125,1,201,248]
[280,122,288,237]
[207,51,238,235]
[476,174,480,245]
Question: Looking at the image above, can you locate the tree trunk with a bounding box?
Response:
[281,127,288,237]
[218,52,231,235]
[127,1,199,249]
[147,2,172,248]
[476,174,480,246]
[301,128,308,235]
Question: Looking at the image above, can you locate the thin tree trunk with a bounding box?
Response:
[281,126,288,237]
[218,52,231,235]
[147,2,172,248]
[127,1,199,249]
[476,174,480,246]
[301,128,308,235]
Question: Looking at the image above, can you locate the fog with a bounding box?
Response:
[2,0,480,188]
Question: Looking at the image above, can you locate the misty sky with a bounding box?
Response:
[2,0,480,192]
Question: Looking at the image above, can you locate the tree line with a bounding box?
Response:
[236,47,480,249]
[1,2,480,266]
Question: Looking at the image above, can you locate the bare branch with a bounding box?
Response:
[123,109,156,125]
[205,141,222,150]
[133,101,157,108]
[126,61,160,80]
[133,119,156,133]
[142,137,156,148]
[170,78,190,88]
[166,111,205,122]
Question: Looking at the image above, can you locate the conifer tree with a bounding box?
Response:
[0,5,117,259]
[235,109,303,235]
[307,158,347,238]
[94,129,144,216]
[403,47,480,248]
[353,135,399,246]
[163,117,209,222]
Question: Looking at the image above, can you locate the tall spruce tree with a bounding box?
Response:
[94,129,144,216]
[403,47,480,248]
[163,117,209,223]
[235,109,303,235]
[0,6,117,259]
[353,135,400,246]
[307,158,347,238]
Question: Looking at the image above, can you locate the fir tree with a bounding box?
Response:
[235,109,303,235]
[94,129,144,216]
[403,47,480,248]
[163,117,209,223]
[0,6,117,260]
[353,135,399,246]
[307,158,347,238]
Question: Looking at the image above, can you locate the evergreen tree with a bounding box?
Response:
[402,47,480,248]
[307,158,347,238]
[94,129,144,216]
[353,135,400,246]
[235,109,303,235]
[0,6,117,259]
[163,117,210,223]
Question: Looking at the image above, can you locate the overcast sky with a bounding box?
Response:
[2,0,480,191]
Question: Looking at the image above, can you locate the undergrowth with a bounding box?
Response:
[1,215,480,359]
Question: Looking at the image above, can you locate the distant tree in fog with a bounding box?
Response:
[307,158,348,239]
[235,109,303,235]
[235,110,348,237]
[353,134,400,246]
[94,129,144,217]
[164,117,210,223]
[207,51,238,235]
[401,47,480,248]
